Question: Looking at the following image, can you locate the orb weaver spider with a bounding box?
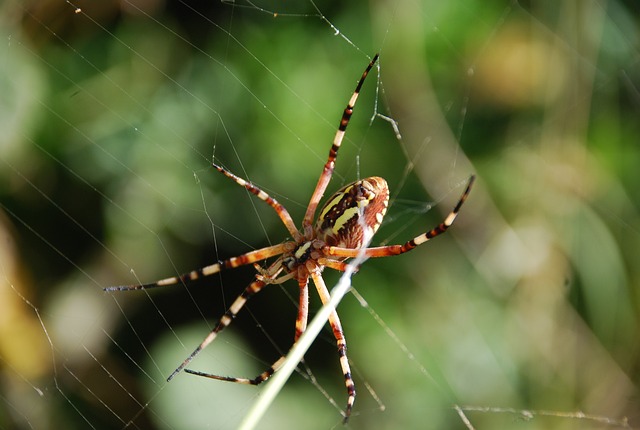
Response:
[106,53,475,422]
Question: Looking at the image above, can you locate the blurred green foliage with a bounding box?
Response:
[1,1,639,429]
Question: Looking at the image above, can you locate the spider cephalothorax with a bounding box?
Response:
[283,177,389,277]
[106,54,474,422]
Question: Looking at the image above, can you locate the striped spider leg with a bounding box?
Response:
[105,53,475,423]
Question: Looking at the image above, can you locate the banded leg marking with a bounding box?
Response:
[310,271,355,423]
[303,54,379,232]
[104,243,291,292]
[213,163,302,241]
[325,175,475,259]
[167,278,267,381]
[185,355,287,386]
[185,274,312,387]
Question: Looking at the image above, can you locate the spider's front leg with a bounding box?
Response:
[104,243,291,292]
[302,53,379,234]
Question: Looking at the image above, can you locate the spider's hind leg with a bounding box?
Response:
[184,273,311,388]
[167,277,270,381]
[309,271,356,423]
[184,356,287,386]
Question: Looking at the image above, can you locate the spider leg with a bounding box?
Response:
[294,274,310,340]
[309,270,355,423]
[167,273,275,381]
[325,175,475,259]
[185,274,311,384]
[184,356,286,385]
[213,163,302,242]
[302,54,379,235]
[104,242,292,291]
[317,258,353,273]
[186,271,357,423]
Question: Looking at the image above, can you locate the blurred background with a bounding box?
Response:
[1,0,639,429]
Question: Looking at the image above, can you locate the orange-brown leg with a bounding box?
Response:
[168,276,271,381]
[302,54,379,235]
[326,175,475,259]
[186,275,311,386]
[309,270,355,423]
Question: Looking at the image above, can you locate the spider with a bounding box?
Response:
[106,53,475,422]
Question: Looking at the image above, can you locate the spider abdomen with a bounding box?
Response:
[316,177,389,248]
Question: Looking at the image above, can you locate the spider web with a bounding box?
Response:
[1,1,639,429]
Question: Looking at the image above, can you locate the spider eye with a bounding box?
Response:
[316,177,389,248]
